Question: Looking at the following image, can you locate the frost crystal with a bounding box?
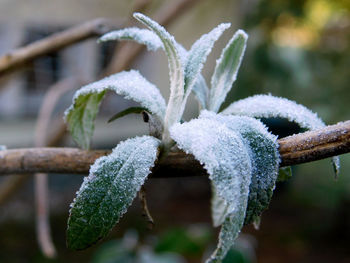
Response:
[170,118,251,263]
[208,29,248,113]
[222,94,324,130]
[222,94,340,176]
[67,135,160,250]
[99,27,163,51]
[199,111,280,225]
[133,13,184,139]
[64,70,166,149]
[183,23,230,99]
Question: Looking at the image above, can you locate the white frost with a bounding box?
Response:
[65,70,166,120]
[208,29,248,113]
[170,118,252,262]
[222,94,325,130]
[222,94,340,176]
[99,27,163,51]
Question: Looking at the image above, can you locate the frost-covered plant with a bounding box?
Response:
[64,13,339,263]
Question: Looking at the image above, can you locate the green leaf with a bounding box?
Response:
[199,111,280,225]
[64,70,166,149]
[67,136,160,250]
[99,22,210,113]
[65,91,106,150]
[277,167,292,182]
[133,13,184,141]
[182,23,230,106]
[222,94,340,177]
[108,107,147,123]
[208,30,248,113]
[192,75,209,110]
[170,118,252,263]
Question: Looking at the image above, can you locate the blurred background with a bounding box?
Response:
[0,0,349,262]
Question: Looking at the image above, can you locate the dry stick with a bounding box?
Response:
[0,123,67,206]
[0,120,349,176]
[34,77,84,258]
[0,18,121,78]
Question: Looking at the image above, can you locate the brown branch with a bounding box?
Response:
[0,18,121,78]
[0,121,349,176]
[33,76,85,258]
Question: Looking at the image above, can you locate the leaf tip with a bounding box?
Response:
[133,12,145,21]
[235,29,249,40]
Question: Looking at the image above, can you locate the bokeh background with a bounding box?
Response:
[0,0,349,262]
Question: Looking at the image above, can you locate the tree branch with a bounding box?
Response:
[0,18,121,77]
[0,121,349,177]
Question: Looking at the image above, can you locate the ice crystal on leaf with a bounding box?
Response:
[199,111,280,225]
[67,136,160,250]
[99,27,163,51]
[208,30,248,113]
[222,94,340,176]
[170,117,252,263]
[182,23,230,103]
[65,70,166,149]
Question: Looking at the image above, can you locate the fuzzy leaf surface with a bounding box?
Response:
[64,70,166,149]
[134,13,184,136]
[170,118,251,263]
[199,111,280,225]
[183,23,230,103]
[67,136,160,250]
[192,75,209,109]
[99,27,163,51]
[222,94,340,176]
[208,30,248,113]
[100,24,209,112]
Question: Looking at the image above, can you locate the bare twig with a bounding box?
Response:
[138,186,154,229]
[0,123,67,206]
[0,121,349,176]
[33,77,84,258]
[0,18,121,78]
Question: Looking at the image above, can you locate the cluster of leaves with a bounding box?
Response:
[64,13,339,263]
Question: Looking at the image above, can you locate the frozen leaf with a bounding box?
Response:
[100,19,210,113]
[108,107,147,123]
[208,30,248,113]
[134,13,184,139]
[170,118,251,263]
[199,111,280,225]
[182,23,230,107]
[99,27,163,51]
[222,94,340,176]
[67,136,160,250]
[64,70,166,149]
[192,75,209,110]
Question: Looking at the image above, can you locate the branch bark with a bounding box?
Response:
[0,18,121,77]
[0,121,349,177]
